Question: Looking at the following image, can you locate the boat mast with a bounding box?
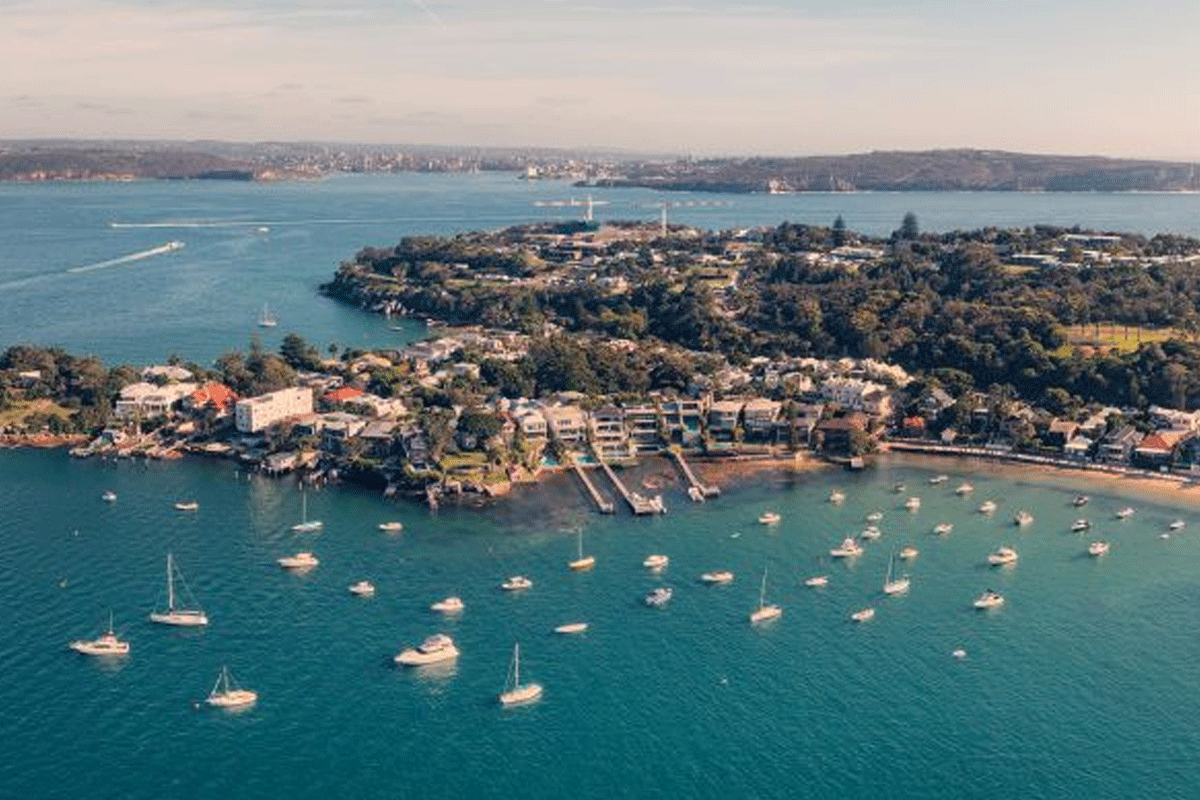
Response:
[759,567,768,609]
[166,553,175,611]
[514,643,521,688]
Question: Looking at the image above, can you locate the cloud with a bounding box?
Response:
[335,95,373,105]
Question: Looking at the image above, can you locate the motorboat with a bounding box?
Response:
[978,500,997,514]
[348,580,375,596]
[956,482,974,495]
[828,490,846,504]
[898,546,919,560]
[498,643,542,706]
[205,665,257,708]
[700,570,734,584]
[174,501,199,511]
[1170,520,1186,531]
[1013,510,1034,527]
[865,511,884,523]
[929,475,949,485]
[804,575,829,587]
[860,526,882,541]
[758,511,782,525]
[973,589,1005,609]
[892,482,907,494]
[905,496,921,511]
[1073,494,1090,507]
[1115,507,1135,519]
[830,537,863,558]
[149,553,208,627]
[643,554,670,571]
[988,546,1018,566]
[554,622,588,635]
[850,607,876,622]
[933,522,953,535]
[749,568,782,624]
[1088,540,1110,556]
[501,576,533,591]
[431,596,464,613]
[1071,519,1091,532]
[378,521,403,532]
[69,613,129,656]
[644,587,673,607]
[278,551,319,569]
[101,490,117,502]
[395,633,460,666]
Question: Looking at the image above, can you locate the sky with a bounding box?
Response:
[3,0,1199,159]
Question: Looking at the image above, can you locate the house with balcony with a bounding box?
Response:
[742,398,781,442]
[589,406,631,461]
[234,386,314,434]
[707,399,743,446]
[542,405,588,448]
[623,403,663,452]
[114,381,197,420]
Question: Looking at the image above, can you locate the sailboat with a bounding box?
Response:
[749,567,782,623]
[257,303,277,328]
[149,553,208,626]
[291,490,323,533]
[567,529,594,572]
[883,550,910,595]
[498,642,543,706]
[205,665,257,708]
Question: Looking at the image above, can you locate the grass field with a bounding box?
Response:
[0,399,74,428]
[1057,324,1181,356]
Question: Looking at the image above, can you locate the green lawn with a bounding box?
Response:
[1056,324,1181,356]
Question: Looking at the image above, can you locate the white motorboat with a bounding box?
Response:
[101,490,117,502]
[850,607,875,622]
[988,546,1018,566]
[644,587,673,607]
[431,596,464,613]
[700,570,734,584]
[1170,520,1186,531]
[804,575,829,587]
[978,500,997,514]
[882,552,910,595]
[378,521,403,532]
[1013,510,1034,527]
[149,553,208,627]
[865,511,884,523]
[501,575,532,591]
[498,642,542,706]
[860,526,882,541]
[205,665,257,708]
[893,482,907,493]
[1115,507,1135,520]
[828,490,846,504]
[1088,540,1110,556]
[830,537,863,558]
[905,496,921,511]
[758,511,782,525]
[174,501,199,511]
[1073,494,1090,507]
[1071,519,1091,532]
[929,475,949,485]
[69,613,130,656]
[643,554,669,571]
[933,522,953,535]
[278,551,319,569]
[554,622,588,635]
[396,633,460,666]
[749,568,782,624]
[956,482,974,495]
[568,530,595,572]
[898,546,919,560]
[291,490,323,533]
[348,580,375,596]
[974,589,1005,609]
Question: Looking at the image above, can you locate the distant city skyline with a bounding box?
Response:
[4,0,1198,160]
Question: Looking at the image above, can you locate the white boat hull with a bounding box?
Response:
[207,690,257,708]
[395,644,460,666]
[499,683,543,706]
[554,623,589,634]
[750,605,782,623]
[149,610,208,627]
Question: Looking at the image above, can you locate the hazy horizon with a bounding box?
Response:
[4,0,1198,161]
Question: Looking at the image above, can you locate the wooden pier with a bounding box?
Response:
[570,456,615,514]
[668,449,720,501]
[592,450,665,515]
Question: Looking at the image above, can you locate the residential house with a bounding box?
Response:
[1099,425,1140,464]
[589,406,631,460]
[234,386,314,434]
[1045,419,1079,449]
[815,411,869,455]
[1063,435,1093,462]
[542,405,588,447]
[1133,430,1185,470]
[114,381,197,420]
[185,382,238,417]
[707,399,743,445]
[742,398,781,442]
[623,403,663,452]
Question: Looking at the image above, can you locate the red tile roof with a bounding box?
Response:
[324,386,365,403]
[189,382,237,411]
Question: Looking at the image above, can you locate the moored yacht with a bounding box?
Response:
[978,500,997,514]
[988,546,1018,566]
[1073,494,1090,507]
[501,576,532,591]
[205,665,257,708]
[850,607,876,622]
[905,496,921,511]
[749,568,782,624]
[956,482,975,495]
[1071,519,1091,532]
[69,613,129,656]
[974,589,1005,609]
[828,490,846,504]
[277,551,319,569]
[804,575,829,587]
[758,511,782,524]
[1169,520,1186,531]
[1115,507,1135,519]
[929,474,949,485]
[554,622,588,635]
[860,526,882,541]
[644,587,673,607]
[933,522,953,535]
[700,570,734,584]
[830,537,863,558]
[378,521,403,532]
[348,580,375,596]
[882,552,910,595]
[865,511,884,523]
[1013,510,1034,527]
[174,501,199,511]
[898,546,919,560]
[643,554,670,571]
[395,633,460,666]
[101,490,117,502]
[431,596,464,613]
[498,643,542,706]
[1088,540,1110,556]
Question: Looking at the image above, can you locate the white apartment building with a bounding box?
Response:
[235,386,314,433]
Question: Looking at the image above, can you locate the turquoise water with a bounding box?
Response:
[4,448,1200,798]
[2,174,1200,365]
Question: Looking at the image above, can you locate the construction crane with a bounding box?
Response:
[531,195,610,222]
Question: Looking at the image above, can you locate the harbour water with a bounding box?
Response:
[6,176,1200,797]
[4,449,1200,798]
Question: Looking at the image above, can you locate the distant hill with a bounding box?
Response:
[585,149,1200,193]
[0,146,290,181]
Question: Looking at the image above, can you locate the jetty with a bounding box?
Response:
[570,456,615,514]
[592,449,665,515]
[668,449,720,501]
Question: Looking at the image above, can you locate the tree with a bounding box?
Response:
[279,333,321,371]
[832,215,847,247]
[899,212,920,240]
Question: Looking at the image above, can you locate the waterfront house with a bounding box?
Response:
[1063,435,1094,462]
[1133,430,1184,470]
[623,403,663,452]
[235,386,314,434]
[1045,419,1079,448]
[1148,405,1200,432]
[707,399,743,444]
[589,406,632,460]
[115,381,197,420]
[185,382,238,417]
[815,411,869,455]
[1099,425,1140,464]
[742,398,782,442]
[542,405,588,447]
[359,420,400,459]
[659,398,703,447]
